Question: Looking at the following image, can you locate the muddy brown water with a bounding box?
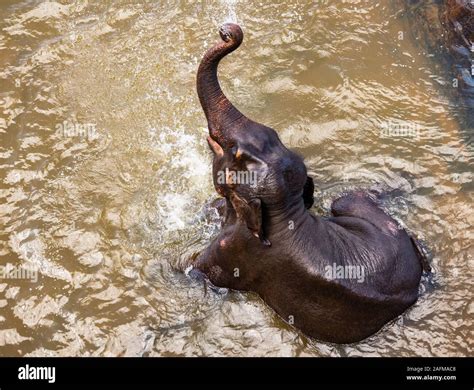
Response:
[0,0,472,356]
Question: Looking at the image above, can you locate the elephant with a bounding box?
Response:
[190,23,429,344]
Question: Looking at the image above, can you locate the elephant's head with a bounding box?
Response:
[197,23,314,245]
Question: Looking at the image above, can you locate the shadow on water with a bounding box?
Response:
[400,0,473,145]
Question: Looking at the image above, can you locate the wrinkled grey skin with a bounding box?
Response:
[191,23,428,344]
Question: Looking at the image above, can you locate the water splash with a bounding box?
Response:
[222,0,238,23]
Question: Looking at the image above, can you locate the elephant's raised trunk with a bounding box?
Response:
[196,23,244,145]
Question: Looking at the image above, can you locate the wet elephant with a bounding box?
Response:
[189,23,428,344]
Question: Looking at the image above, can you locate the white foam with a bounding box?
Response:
[184,265,194,276]
[149,126,212,233]
[156,192,193,231]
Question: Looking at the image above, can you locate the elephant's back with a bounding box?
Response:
[319,217,422,301]
[262,254,420,343]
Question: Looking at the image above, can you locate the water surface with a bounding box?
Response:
[0,0,472,356]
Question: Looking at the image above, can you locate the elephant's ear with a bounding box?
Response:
[303,176,314,209]
[229,194,271,247]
